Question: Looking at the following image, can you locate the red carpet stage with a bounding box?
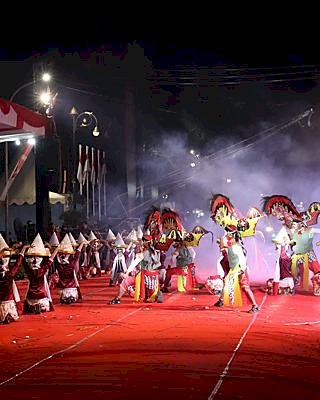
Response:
[0,276,319,399]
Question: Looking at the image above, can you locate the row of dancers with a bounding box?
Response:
[1,193,320,324]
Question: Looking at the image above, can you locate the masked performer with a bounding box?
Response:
[210,194,263,313]
[263,195,320,295]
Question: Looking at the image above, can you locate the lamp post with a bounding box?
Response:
[69,107,99,211]
[4,73,52,241]
[9,73,51,103]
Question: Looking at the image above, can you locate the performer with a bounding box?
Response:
[56,234,85,304]
[108,243,144,304]
[263,195,320,295]
[162,240,195,293]
[86,231,103,277]
[0,235,28,324]
[210,194,263,313]
[78,233,90,279]
[133,235,162,303]
[266,227,295,295]
[24,234,59,314]
[109,233,128,286]
[205,237,228,297]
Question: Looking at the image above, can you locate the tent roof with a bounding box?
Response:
[0,98,52,143]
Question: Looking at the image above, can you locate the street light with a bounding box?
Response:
[3,73,52,241]
[9,72,51,102]
[69,107,100,211]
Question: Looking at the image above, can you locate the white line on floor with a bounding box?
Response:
[207,292,268,400]
[0,307,143,387]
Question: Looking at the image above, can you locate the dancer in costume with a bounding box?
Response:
[109,233,128,287]
[24,234,59,314]
[0,235,28,324]
[210,194,263,313]
[265,227,295,295]
[55,234,85,304]
[262,195,320,295]
[108,235,163,304]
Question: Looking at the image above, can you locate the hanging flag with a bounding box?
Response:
[90,147,96,185]
[76,144,83,195]
[82,145,90,185]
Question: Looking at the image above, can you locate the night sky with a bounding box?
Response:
[1,25,320,225]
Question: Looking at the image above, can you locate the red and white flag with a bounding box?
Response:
[90,147,96,186]
[76,144,83,195]
[82,145,90,185]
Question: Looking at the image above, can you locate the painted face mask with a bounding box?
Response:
[57,253,70,264]
[27,256,43,269]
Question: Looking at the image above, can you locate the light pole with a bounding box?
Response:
[5,73,52,241]
[9,72,51,103]
[69,107,99,212]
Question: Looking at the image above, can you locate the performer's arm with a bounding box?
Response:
[188,247,196,262]
[126,253,144,275]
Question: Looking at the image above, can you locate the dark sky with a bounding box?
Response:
[1,30,320,191]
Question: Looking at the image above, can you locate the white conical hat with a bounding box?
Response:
[0,234,11,256]
[136,226,144,240]
[106,228,116,242]
[112,232,127,248]
[78,232,89,244]
[59,234,75,254]
[68,233,77,247]
[88,231,97,241]
[272,226,290,245]
[49,232,60,247]
[26,233,50,257]
[127,229,138,243]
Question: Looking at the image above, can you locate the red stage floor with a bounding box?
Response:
[0,276,319,399]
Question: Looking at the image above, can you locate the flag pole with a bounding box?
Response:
[91,147,95,217]
[103,151,107,216]
[85,145,90,220]
[97,149,101,221]
[77,144,83,196]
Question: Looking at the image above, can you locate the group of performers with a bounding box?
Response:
[0,194,319,325]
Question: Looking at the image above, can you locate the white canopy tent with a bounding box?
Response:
[0,98,64,239]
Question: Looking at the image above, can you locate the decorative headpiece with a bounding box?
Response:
[0,234,12,257]
[262,195,320,227]
[58,234,75,254]
[49,232,60,247]
[144,206,162,240]
[25,233,50,257]
[112,233,128,248]
[106,229,116,242]
[210,194,263,237]
[78,232,89,244]
[126,229,139,244]
[68,233,78,247]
